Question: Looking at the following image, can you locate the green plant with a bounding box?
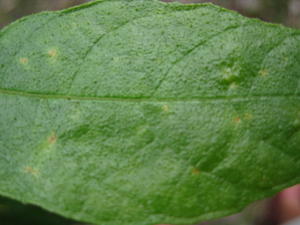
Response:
[0,0,299,225]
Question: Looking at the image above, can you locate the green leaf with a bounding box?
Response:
[0,0,299,224]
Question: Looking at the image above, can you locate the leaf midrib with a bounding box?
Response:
[0,88,299,102]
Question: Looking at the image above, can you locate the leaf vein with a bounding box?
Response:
[0,88,299,103]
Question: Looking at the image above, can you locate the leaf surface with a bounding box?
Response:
[0,0,300,224]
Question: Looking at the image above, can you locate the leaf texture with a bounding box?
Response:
[0,0,300,224]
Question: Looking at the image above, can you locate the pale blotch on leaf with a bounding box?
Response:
[24,166,39,176]
[293,119,300,127]
[293,112,300,126]
[222,72,235,82]
[244,113,253,120]
[229,82,238,90]
[48,48,58,58]
[259,69,268,77]
[192,168,201,175]
[162,104,169,112]
[19,57,28,65]
[222,65,241,82]
[69,111,81,121]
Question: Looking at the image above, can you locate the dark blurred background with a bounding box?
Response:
[0,0,300,225]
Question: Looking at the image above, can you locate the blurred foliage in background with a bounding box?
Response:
[0,0,299,225]
[1,0,300,28]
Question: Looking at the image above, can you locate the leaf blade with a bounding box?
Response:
[0,1,300,225]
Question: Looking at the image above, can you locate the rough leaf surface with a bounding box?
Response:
[0,0,300,224]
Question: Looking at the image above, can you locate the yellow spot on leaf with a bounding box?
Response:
[48,49,58,57]
[19,57,28,65]
[259,69,268,77]
[192,168,200,175]
[233,117,241,124]
[24,166,39,176]
[47,132,57,144]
